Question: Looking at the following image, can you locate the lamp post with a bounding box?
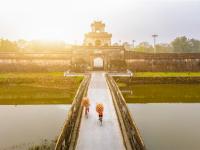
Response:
[119,40,121,46]
[152,34,158,53]
[132,40,135,50]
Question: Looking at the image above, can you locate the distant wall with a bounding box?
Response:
[1,51,200,72]
[0,52,71,72]
[125,52,200,72]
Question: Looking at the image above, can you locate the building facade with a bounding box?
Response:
[84,21,112,46]
[71,21,126,71]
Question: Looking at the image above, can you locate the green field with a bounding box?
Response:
[0,72,83,104]
[117,82,200,103]
[134,72,200,77]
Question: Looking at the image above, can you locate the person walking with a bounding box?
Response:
[82,97,90,118]
[96,103,104,126]
[98,111,103,125]
[85,105,89,118]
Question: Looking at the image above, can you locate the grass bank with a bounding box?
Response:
[0,72,83,104]
[134,72,200,77]
[115,73,200,103]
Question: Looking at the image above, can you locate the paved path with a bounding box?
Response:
[76,72,125,150]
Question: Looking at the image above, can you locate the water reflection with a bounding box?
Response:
[128,104,200,150]
[0,105,70,150]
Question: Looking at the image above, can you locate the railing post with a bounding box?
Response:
[106,74,146,150]
[55,75,91,150]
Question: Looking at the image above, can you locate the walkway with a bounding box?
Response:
[76,72,125,150]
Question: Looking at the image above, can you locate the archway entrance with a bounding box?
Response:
[93,57,104,70]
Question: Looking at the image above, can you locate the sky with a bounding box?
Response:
[0,0,200,45]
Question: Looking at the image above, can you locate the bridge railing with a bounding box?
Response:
[106,74,146,150]
[55,74,91,150]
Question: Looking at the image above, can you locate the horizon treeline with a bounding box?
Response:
[0,36,200,53]
[131,36,200,53]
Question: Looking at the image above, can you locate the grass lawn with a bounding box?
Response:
[117,82,200,103]
[0,72,83,104]
[134,72,200,77]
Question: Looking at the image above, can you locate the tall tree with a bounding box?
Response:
[189,39,200,52]
[171,36,191,52]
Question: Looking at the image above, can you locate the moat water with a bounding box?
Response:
[128,103,200,150]
[0,105,70,150]
[0,104,200,150]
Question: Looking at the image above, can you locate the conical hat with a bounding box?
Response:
[82,97,90,107]
[96,103,104,113]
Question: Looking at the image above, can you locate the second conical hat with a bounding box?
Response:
[82,97,90,107]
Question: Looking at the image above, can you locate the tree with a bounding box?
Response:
[171,36,191,52]
[155,43,173,53]
[134,42,154,53]
[189,39,200,52]
[171,36,200,53]
[0,39,19,52]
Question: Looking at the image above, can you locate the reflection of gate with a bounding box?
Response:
[93,57,104,70]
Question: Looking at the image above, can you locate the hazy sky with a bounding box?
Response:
[0,0,200,44]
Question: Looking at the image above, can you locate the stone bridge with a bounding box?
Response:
[55,72,145,150]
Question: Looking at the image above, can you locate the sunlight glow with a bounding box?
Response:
[0,0,199,43]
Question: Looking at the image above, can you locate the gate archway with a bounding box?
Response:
[93,57,104,70]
